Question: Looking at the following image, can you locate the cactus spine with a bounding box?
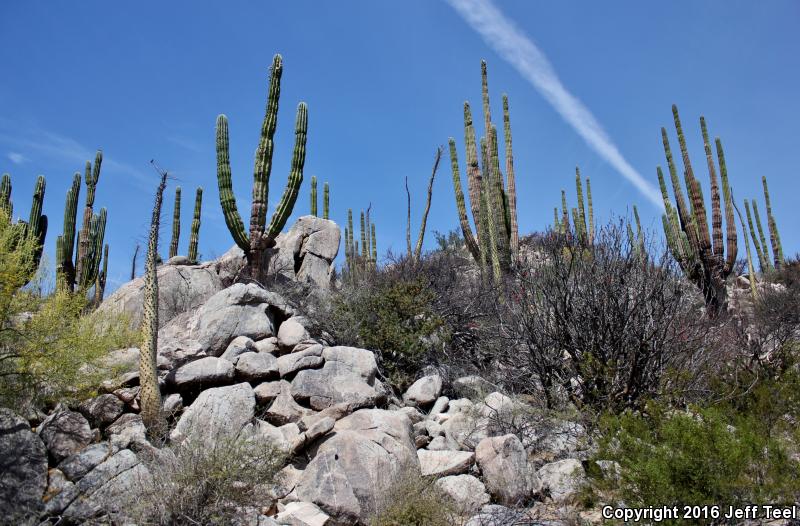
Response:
[216,54,308,283]
[140,170,167,435]
[323,182,329,220]
[188,187,202,263]
[169,187,181,259]
[657,106,737,316]
[448,60,516,280]
[310,176,318,216]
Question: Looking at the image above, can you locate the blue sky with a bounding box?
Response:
[1,1,798,291]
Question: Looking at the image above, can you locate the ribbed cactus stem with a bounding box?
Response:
[744,199,768,272]
[188,187,202,263]
[0,174,10,217]
[502,94,519,257]
[169,186,181,259]
[310,176,318,216]
[489,126,510,269]
[95,244,108,306]
[28,175,48,269]
[265,103,307,240]
[77,151,102,285]
[58,173,81,291]
[732,193,758,300]
[347,209,354,275]
[371,223,377,266]
[448,139,480,261]
[762,176,784,268]
[140,172,167,434]
[360,211,367,260]
[751,200,771,272]
[586,177,594,245]
[575,168,587,245]
[216,115,249,251]
[323,182,329,220]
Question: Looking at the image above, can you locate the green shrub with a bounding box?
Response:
[593,400,800,520]
[370,472,456,526]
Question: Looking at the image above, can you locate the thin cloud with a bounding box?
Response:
[7,152,27,164]
[445,0,664,209]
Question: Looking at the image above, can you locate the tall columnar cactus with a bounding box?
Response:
[0,174,48,282]
[761,176,784,269]
[558,168,594,246]
[310,176,317,216]
[140,171,167,435]
[371,223,377,266]
[448,60,516,281]
[346,209,354,276]
[360,211,367,260]
[657,105,737,316]
[627,205,645,258]
[216,54,308,283]
[76,151,103,286]
[169,187,181,259]
[188,187,202,263]
[745,199,771,272]
[323,182,329,220]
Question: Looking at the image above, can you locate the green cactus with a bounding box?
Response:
[346,209,354,277]
[732,193,758,300]
[94,244,108,307]
[448,60,516,277]
[360,211,367,260]
[169,186,181,259]
[76,151,103,286]
[744,199,769,272]
[751,201,770,271]
[657,105,737,316]
[216,54,308,283]
[310,176,317,216]
[0,173,48,283]
[323,182,329,220]
[188,187,202,263]
[761,176,784,268]
[140,170,167,435]
[371,223,377,266]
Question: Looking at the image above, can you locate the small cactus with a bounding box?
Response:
[310,176,317,216]
[761,176,784,268]
[323,182,329,220]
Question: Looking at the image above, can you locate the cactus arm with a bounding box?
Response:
[0,174,11,218]
[502,94,519,256]
[561,189,571,238]
[310,176,317,216]
[732,192,758,300]
[448,139,480,263]
[480,138,501,283]
[265,103,307,241]
[347,209,354,275]
[95,244,108,306]
[28,175,47,268]
[762,176,784,268]
[586,177,594,245]
[575,167,587,245]
[673,106,711,259]
[701,118,724,265]
[359,211,367,262]
[715,137,737,274]
[661,128,693,239]
[489,126,510,269]
[169,187,181,259]
[251,54,283,251]
[751,200,771,271]
[140,172,167,434]
[188,187,202,263]
[323,182,329,220]
[744,199,768,272]
[58,173,81,291]
[553,207,561,233]
[371,223,377,266]
[463,103,483,244]
[414,146,441,261]
[216,114,250,252]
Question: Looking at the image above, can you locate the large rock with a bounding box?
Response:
[0,409,48,522]
[321,346,378,382]
[271,216,341,288]
[295,409,418,524]
[402,374,442,407]
[275,501,331,526]
[265,380,314,426]
[435,474,490,516]
[63,449,151,522]
[171,382,255,447]
[475,434,533,506]
[291,361,381,411]
[58,442,114,481]
[277,317,311,350]
[236,351,279,381]
[167,356,235,388]
[98,263,224,329]
[38,409,93,464]
[106,414,149,451]
[277,345,324,377]
[537,458,586,503]
[157,284,278,368]
[417,449,474,477]
[79,394,125,428]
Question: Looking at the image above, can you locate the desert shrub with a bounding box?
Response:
[593,400,800,520]
[490,222,708,412]
[0,213,134,411]
[370,471,456,526]
[127,435,286,526]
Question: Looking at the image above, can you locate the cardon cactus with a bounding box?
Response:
[448,60,519,282]
[323,182,329,220]
[140,170,167,435]
[0,173,48,283]
[58,152,107,293]
[657,106,737,316]
[169,187,181,259]
[216,53,308,283]
[188,187,202,263]
[310,176,317,216]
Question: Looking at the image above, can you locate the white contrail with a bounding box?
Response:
[445,0,663,209]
